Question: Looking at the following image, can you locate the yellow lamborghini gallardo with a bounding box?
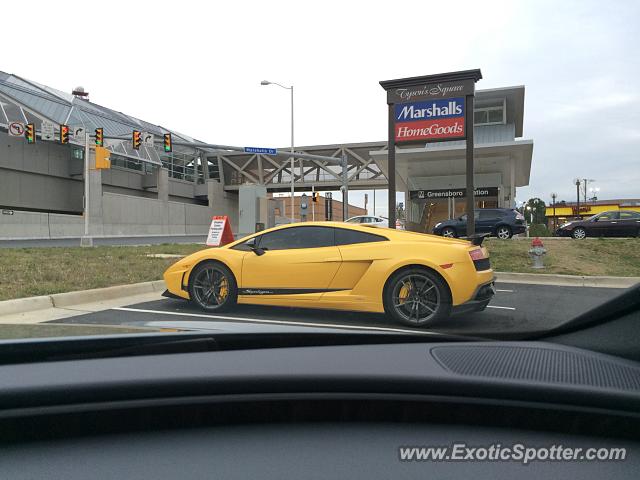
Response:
[163,222,495,326]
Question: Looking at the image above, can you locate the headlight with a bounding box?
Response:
[559,222,572,228]
[434,222,442,228]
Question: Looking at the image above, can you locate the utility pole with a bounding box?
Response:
[373,188,376,215]
[81,132,92,247]
[574,178,581,218]
[551,192,557,232]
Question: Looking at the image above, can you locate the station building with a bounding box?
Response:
[0,71,533,238]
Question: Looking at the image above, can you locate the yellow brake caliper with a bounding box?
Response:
[218,278,229,301]
[398,281,412,305]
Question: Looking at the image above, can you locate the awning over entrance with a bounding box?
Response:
[370,139,533,206]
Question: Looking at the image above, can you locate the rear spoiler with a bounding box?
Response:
[465,233,491,246]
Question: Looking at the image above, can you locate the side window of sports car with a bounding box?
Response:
[231,237,257,251]
[257,227,335,251]
[334,228,388,246]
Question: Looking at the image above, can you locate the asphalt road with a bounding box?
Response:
[49,282,626,338]
[0,235,207,248]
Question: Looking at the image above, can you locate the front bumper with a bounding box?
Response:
[163,266,191,300]
[452,279,496,315]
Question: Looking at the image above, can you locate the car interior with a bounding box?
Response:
[1,285,638,478]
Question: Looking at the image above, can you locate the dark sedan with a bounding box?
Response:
[556,210,640,238]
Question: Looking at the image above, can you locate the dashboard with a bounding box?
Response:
[0,339,639,479]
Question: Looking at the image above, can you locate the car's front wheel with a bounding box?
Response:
[572,227,587,239]
[383,268,452,327]
[188,261,237,312]
[441,227,457,238]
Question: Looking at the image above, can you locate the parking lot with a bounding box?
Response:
[49,282,625,338]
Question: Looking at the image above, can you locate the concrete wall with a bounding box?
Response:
[0,210,83,238]
[0,130,200,213]
[0,196,215,239]
[208,181,238,234]
[0,131,84,212]
[102,193,213,236]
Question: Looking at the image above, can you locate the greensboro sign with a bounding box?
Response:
[410,187,499,200]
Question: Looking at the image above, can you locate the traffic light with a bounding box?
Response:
[95,128,104,147]
[312,192,319,203]
[25,123,36,144]
[60,124,70,144]
[163,133,172,152]
[132,130,142,150]
[95,146,111,169]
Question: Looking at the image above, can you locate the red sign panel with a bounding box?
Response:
[395,117,465,142]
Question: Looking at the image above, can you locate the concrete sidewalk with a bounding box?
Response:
[0,281,166,324]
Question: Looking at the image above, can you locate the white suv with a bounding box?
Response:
[345,215,389,228]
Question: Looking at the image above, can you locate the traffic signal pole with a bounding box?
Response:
[81,132,92,246]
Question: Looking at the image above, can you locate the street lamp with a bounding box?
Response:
[551,192,557,232]
[261,80,295,222]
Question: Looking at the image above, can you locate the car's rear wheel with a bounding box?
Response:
[441,227,457,238]
[496,225,512,239]
[188,261,237,312]
[383,268,452,327]
[572,227,587,239]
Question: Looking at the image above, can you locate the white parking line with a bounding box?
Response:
[487,305,516,310]
[113,307,451,336]
[496,289,513,293]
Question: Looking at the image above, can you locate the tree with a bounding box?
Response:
[525,197,547,224]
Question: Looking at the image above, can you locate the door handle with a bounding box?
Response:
[611,222,617,224]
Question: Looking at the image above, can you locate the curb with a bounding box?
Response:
[0,280,166,316]
[495,272,640,288]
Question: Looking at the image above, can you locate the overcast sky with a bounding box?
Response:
[4,0,639,215]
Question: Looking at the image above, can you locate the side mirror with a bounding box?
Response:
[250,245,266,256]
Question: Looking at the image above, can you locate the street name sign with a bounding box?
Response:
[244,147,277,155]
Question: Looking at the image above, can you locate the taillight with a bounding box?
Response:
[515,212,525,221]
[469,248,486,261]
[470,248,491,271]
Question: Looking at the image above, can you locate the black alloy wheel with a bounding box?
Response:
[384,268,452,327]
[189,262,237,312]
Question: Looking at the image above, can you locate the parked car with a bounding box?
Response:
[345,215,388,228]
[432,208,526,239]
[556,210,640,239]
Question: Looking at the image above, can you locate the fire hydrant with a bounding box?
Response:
[528,237,546,269]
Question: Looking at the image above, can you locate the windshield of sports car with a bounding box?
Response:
[0,0,638,346]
